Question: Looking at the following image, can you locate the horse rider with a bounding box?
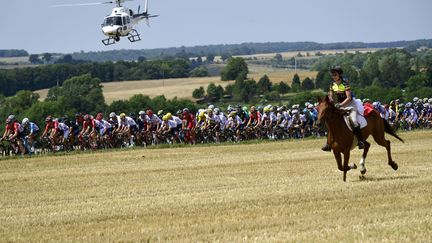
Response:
[321,66,365,151]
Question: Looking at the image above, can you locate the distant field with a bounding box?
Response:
[35,70,317,103]
[0,130,431,241]
[237,48,381,60]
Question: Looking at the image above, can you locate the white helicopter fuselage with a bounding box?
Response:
[102,7,135,37]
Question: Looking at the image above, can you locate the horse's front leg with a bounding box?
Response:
[343,150,351,182]
[333,150,344,172]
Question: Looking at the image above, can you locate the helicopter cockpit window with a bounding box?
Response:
[103,17,123,26]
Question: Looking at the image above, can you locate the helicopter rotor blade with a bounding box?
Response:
[50,2,110,7]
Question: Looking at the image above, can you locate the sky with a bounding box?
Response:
[1,0,432,54]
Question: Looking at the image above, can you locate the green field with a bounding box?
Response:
[1,130,431,242]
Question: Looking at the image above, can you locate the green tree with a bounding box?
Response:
[301,77,315,90]
[206,54,215,63]
[278,81,290,94]
[206,83,223,100]
[274,53,283,62]
[220,57,248,81]
[257,75,272,94]
[190,67,209,77]
[291,73,301,92]
[42,53,52,64]
[29,54,41,64]
[192,86,205,99]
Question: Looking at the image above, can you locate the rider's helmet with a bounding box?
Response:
[423,98,428,103]
[83,114,91,121]
[207,109,213,115]
[45,116,53,123]
[413,97,419,103]
[249,106,256,113]
[208,104,215,110]
[162,114,169,121]
[7,115,15,122]
[214,108,220,115]
[176,110,182,116]
[405,102,412,108]
[242,106,248,112]
[166,112,172,120]
[139,110,145,116]
[424,103,430,108]
[257,106,263,113]
[157,110,164,117]
[263,107,270,113]
[146,109,153,117]
[429,98,432,103]
[109,112,117,118]
[22,118,30,126]
[307,104,314,109]
[119,113,126,119]
[329,65,343,74]
[182,108,190,115]
[96,113,103,121]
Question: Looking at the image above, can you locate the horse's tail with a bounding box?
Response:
[382,118,404,143]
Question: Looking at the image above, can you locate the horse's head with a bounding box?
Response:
[316,96,337,125]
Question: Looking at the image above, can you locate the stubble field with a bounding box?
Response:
[1,130,431,242]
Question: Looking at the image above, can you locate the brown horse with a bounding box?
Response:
[316,96,404,181]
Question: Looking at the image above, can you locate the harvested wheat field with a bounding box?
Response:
[1,130,431,242]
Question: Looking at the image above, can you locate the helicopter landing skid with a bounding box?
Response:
[127,29,141,43]
[102,37,116,46]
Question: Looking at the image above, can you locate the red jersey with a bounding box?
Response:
[83,119,96,130]
[5,122,24,134]
[249,112,261,123]
[182,113,195,129]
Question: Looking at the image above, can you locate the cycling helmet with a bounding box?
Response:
[242,106,248,112]
[329,65,343,74]
[166,112,172,120]
[307,104,314,109]
[250,106,256,112]
[162,115,168,121]
[207,109,213,114]
[96,113,103,121]
[429,98,432,103]
[109,112,117,118]
[424,103,430,108]
[182,108,189,113]
[146,109,153,116]
[83,114,91,121]
[176,110,182,115]
[45,116,53,123]
[423,98,428,103]
[263,107,270,113]
[139,110,145,116]
[119,113,126,118]
[157,110,164,116]
[229,111,237,117]
[208,104,215,110]
[22,118,30,126]
[413,97,419,102]
[214,108,220,115]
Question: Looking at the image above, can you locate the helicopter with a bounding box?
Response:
[52,0,158,46]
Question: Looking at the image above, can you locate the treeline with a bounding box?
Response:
[71,39,432,62]
[0,49,28,58]
[0,58,208,96]
[313,48,432,102]
[193,57,321,105]
[0,74,196,134]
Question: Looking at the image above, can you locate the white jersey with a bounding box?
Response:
[162,120,177,129]
[218,113,228,129]
[172,116,183,126]
[146,114,162,126]
[119,116,137,127]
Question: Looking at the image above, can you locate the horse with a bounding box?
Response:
[316,96,404,181]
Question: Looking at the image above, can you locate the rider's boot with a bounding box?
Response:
[321,143,331,152]
[353,126,365,149]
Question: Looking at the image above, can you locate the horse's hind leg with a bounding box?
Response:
[373,132,398,171]
[359,141,370,175]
